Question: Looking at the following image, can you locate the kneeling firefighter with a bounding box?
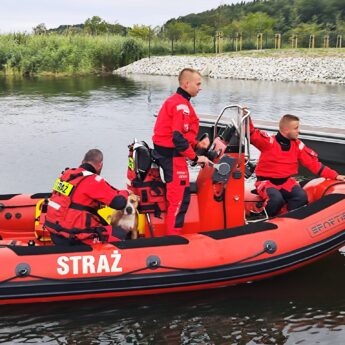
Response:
[44,149,129,245]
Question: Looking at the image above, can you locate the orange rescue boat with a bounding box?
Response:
[0,105,344,305]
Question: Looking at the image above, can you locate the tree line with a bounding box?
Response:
[32,0,345,52]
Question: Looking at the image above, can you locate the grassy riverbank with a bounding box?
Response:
[0,34,144,76]
[1,32,345,77]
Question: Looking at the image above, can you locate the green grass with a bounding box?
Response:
[0,34,144,76]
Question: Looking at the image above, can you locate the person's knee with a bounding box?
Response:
[266,188,285,216]
[287,187,308,210]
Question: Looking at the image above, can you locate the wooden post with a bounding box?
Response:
[309,34,315,49]
[256,33,263,50]
[219,31,223,53]
[274,33,281,49]
[291,35,298,48]
[216,31,223,54]
[193,28,196,54]
[148,28,152,58]
[148,35,151,58]
[323,35,329,48]
[336,35,342,48]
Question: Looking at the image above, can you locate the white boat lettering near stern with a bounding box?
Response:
[57,250,123,275]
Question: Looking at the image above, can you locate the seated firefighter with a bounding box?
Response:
[249,113,345,217]
[44,149,130,245]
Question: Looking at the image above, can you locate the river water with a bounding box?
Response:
[0,74,345,344]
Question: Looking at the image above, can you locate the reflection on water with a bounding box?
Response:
[0,75,144,98]
[0,74,345,344]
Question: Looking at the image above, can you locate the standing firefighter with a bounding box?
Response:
[152,68,210,235]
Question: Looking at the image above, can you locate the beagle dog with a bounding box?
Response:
[110,194,140,239]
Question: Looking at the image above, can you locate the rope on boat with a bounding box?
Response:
[0,240,277,285]
[0,266,150,285]
[161,240,277,270]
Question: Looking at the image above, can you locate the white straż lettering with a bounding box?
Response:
[57,250,123,275]
[57,256,69,275]
[82,255,96,274]
[97,255,110,273]
[111,250,123,272]
[69,256,82,274]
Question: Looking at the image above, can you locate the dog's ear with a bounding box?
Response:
[129,194,140,203]
[110,210,123,226]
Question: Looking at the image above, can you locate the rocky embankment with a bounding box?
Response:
[114,54,345,84]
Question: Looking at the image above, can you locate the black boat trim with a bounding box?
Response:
[200,222,277,240]
[113,236,189,249]
[277,193,345,220]
[6,244,93,256]
[0,194,21,200]
[30,193,52,199]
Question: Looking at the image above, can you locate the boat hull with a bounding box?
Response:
[0,191,344,304]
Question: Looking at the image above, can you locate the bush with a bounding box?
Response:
[0,34,145,76]
[119,38,144,66]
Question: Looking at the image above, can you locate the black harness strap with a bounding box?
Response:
[138,203,162,218]
[45,220,107,240]
[69,202,109,226]
[132,179,165,191]
[66,172,84,182]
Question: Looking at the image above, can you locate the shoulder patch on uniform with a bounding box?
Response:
[259,130,274,144]
[259,130,270,138]
[94,175,104,182]
[298,139,317,156]
[298,141,305,150]
[176,104,190,115]
[304,146,318,157]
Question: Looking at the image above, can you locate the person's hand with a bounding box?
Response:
[242,106,249,117]
[196,155,210,168]
[196,136,210,150]
[336,175,345,181]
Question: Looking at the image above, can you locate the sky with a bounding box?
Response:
[0,0,244,33]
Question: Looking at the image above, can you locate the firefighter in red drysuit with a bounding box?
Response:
[45,149,130,245]
[249,113,345,217]
[152,68,210,235]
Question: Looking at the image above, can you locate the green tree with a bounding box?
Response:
[295,0,326,23]
[290,21,324,35]
[33,23,47,35]
[84,16,108,35]
[335,14,345,35]
[164,21,192,54]
[129,25,153,40]
[240,12,276,36]
[107,23,126,35]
